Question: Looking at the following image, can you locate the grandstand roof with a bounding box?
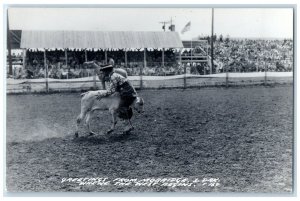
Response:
[20,30,184,50]
[8,30,22,49]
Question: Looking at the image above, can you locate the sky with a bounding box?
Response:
[8,7,293,40]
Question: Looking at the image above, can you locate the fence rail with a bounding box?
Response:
[6,72,293,94]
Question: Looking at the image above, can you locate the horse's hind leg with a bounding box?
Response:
[75,105,90,138]
[107,110,117,134]
[128,119,134,131]
[85,111,96,136]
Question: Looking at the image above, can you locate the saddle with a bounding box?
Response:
[117,107,133,120]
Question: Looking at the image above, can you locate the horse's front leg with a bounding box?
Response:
[75,110,87,138]
[107,109,117,134]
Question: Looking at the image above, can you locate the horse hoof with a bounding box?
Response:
[127,127,134,131]
[123,130,132,135]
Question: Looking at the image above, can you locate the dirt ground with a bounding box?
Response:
[6,85,293,193]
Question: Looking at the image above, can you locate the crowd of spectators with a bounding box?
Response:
[8,38,293,79]
[214,39,293,73]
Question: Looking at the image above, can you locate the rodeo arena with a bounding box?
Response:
[6,26,293,193]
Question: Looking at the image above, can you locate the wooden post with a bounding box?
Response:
[205,45,208,75]
[226,66,229,87]
[190,40,193,64]
[22,49,26,69]
[162,48,165,67]
[125,50,128,68]
[44,50,49,92]
[65,49,68,66]
[7,10,13,75]
[141,48,146,89]
[93,72,96,89]
[179,48,182,68]
[179,48,183,87]
[264,65,267,85]
[105,50,108,64]
[92,49,96,89]
[85,49,88,62]
[65,49,68,79]
[210,8,214,75]
[184,63,187,88]
[178,48,185,88]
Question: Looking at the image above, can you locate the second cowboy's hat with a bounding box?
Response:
[83,61,114,71]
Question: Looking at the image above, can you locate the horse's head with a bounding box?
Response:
[133,97,144,114]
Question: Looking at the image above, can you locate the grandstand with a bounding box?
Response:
[9,30,183,74]
[8,30,214,79]
[6,30,293,90]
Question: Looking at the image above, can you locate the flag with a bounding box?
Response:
[181,21,191,34]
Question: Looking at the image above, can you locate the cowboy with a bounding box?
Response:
[95,62,138,119]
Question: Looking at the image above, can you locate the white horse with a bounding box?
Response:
[75,90,144,137]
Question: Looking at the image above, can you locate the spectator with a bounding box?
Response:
[13,39,292,79]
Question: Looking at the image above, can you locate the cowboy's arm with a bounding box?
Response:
[96,74,118,99]
[104,78,117,96]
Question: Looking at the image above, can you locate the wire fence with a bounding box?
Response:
[7,70,293,94]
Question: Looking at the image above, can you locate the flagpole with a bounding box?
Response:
[210,8,214,75]
[190,22,192,70]
[191,35,192,67]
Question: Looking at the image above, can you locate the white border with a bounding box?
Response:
[1,0,299,201]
